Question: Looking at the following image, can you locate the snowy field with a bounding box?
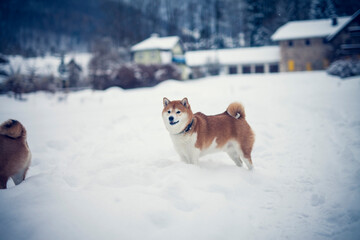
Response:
[0,71,360,240]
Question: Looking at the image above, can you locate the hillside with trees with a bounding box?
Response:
[1,0,359,56]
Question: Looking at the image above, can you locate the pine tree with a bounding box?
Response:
[310,0,336,19]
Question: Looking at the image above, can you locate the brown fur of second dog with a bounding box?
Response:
[0,119,31,189]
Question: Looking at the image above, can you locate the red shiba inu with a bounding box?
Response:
[0,119,31,189]
[162,98,255,169]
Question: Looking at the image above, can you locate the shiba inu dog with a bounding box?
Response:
[162,98,255,169]
[0,119,31,189]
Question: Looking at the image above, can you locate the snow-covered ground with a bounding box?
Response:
[0,71,360,240]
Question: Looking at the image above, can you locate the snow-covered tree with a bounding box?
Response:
[310,0,336,19]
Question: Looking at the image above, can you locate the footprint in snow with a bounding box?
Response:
[148,211,172,228]
[311,193,325,207]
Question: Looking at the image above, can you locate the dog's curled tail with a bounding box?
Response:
[0,119,26,138]
[226,102,246,119]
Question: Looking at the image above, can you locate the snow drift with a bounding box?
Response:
[0,71,359,240]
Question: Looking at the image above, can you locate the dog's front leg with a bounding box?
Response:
[180,152,199,165]
[187,150,200,165]
[189,156,199,164]
[179,153,191,164]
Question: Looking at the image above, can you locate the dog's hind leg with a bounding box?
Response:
[11,166,29,185]
[239,151,253,170]
[231,142,253,170]
[227,152,243,167]
[241,156,253,170]
[226,143,243,167]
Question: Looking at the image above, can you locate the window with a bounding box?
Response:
[255,65,264,73]
[229,66,237,74]
[242,65,251,74]
[305,39,311,46]
[269,64,279,73]
[288,60,295,71]
[288,40,293,47]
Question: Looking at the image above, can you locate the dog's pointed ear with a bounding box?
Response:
[163,97,170,107]
[181,98,189,108]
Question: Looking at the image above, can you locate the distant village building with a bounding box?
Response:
[58,56,83,88]
[67,59,82,88]
[185,46,280,79]
[327,9,360,59]
[271,12,360,72]
[131,34,188,79]
[130,10,360,79]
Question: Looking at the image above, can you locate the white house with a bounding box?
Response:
[131,34,187,79]
[185,46,280,78]
[271,16,352,72]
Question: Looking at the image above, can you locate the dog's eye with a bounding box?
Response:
[167,110,171,114]
[176,111,181,114]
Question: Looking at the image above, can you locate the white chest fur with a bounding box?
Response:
[170,133,200,164]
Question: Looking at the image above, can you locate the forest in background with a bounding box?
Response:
[1,0,360,57]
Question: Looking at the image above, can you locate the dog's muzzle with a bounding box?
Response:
[169,116,179,125]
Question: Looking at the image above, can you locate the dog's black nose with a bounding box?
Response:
[169,116,174,121]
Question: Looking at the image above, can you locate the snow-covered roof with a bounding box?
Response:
[271,16,351,41]
[328,10,360,41]
[131,35,180,52]
[185,46,280,67]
